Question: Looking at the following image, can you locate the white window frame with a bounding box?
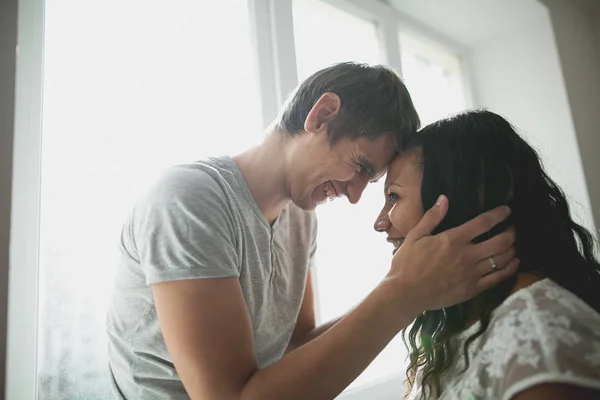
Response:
[6,0,45,398]
[1,0,19,397]
[5,0,473,398]
[248,0,299,128]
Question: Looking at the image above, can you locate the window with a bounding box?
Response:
[37,0,262,397]
[293,0,408,393]
[399,31,470,125]
[292,3,471,396]
[11,0,474,398]
[293,0,381,81]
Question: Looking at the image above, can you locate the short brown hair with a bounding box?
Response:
[275,62,420,149]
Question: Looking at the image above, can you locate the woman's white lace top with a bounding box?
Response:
[406,279,600,400]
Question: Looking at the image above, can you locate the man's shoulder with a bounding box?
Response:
[160,156,235,188]
[145,157,237,204]
[126,158,242,232]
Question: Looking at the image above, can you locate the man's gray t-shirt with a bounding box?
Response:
[106,156,317,399]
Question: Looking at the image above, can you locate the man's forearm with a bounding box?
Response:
[240,280,421,400]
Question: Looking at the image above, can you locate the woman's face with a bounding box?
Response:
[374,150,425,255]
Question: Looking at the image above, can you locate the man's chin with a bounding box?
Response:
[302,200,319,211]
[292,195,320,211]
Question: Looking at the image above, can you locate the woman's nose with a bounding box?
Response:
[374,213,391,232]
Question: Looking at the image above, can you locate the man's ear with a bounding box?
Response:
[304,92,341,136]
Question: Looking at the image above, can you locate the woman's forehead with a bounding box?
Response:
[386,151,421,184]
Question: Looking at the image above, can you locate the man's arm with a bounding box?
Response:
[154,197,519,399]
[154,272,417,400]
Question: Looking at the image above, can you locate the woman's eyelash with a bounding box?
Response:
[387,192,399,204]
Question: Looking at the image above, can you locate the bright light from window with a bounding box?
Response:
[399,31,470,125]
[293,0,381,81]
[38,1,261,398]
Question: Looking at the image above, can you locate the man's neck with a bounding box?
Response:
[233,132,291,225]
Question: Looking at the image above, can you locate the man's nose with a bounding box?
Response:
[346,176,369,204]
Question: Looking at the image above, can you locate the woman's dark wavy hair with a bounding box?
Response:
[400,109,600,399]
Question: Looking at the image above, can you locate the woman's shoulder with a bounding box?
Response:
[483,278,600,364]
[459,278,600,353]
[466,279,600,400]
[494,278,599,320]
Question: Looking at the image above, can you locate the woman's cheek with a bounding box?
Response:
[389,206,404,228]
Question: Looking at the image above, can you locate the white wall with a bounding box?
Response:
[541,0,600,235]
[468,6,597,236]
[389,0,598,237]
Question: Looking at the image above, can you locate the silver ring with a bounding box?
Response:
[489,256,498,271]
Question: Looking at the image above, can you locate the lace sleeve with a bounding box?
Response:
[479,281,600,400]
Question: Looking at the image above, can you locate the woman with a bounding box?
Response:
[374,110,600,400]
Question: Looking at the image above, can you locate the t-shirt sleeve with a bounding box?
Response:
[131,166,240,285]
[480,286,600,400]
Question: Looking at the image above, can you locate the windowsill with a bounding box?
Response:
[339,373,404,400]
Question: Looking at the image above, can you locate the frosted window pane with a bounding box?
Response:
[293,0,381,81]
[38,1,261,398]
[400,31,469,125]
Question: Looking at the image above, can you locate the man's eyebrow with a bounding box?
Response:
[370,167,388,184]
[358,156,376,178]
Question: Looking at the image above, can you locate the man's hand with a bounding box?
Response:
[387,195,519,311]
[153,196,517,400]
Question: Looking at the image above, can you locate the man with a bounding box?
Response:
[107,62,518,399]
